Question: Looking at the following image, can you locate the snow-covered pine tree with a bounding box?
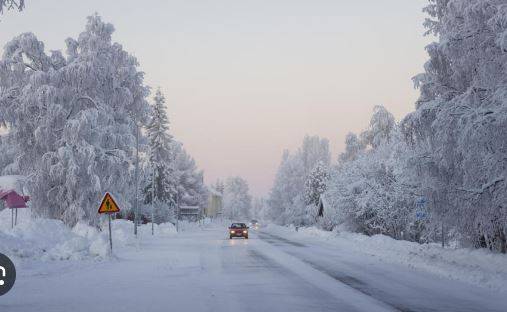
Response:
[144,88,177,223]
[172,142,208,210]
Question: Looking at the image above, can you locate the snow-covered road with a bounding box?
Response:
[1,223,506,312]
[257,231,507,312]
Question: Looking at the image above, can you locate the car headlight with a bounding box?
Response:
[230,230,235,234]
[243,230,247,234]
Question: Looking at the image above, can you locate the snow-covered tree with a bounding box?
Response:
[143,88,178,223]
[339,132,364,163]
[403,0,507,252]
[267,135,330,225]
[251,197,267,221]
[0,15,150,226]
[223,176,252,220]
[0,0,24,15]
[361,105,396,149]
[304,161,330,207]
[172,142,208,209]
[317,106,424,238]
[213,179,225,194]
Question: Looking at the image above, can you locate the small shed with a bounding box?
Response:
[179,205,201,222]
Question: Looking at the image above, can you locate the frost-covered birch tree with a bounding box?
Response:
[0,15,150,226]
[223,176,252,220]
[324,106,421,237]
[403,0,507,252]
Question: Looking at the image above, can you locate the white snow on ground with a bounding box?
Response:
[1,220,395,312]
[263,224,507,293]
[0,208,176,262]
[2,217,507,311]
[2,209,505,296]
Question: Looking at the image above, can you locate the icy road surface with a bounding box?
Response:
[2,224,506,312]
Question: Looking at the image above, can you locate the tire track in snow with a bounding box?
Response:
[257,231,418,312]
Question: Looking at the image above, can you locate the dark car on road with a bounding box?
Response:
[229,223,249,239]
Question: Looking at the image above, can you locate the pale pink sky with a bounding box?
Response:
[0,0,433,196]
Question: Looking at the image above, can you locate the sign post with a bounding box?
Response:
[98,192,121,254]
[151,166,155,236]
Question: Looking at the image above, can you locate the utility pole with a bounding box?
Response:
[151,165,155,236]
[134,122,139,236]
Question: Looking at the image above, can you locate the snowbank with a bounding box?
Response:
[264,224,507,293]
[0,209,177,261]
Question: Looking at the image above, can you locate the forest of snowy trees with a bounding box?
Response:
[0,15,208,226]
[1,1,505,254]
[267,0,507,253]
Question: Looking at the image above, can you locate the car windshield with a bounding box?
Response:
[231,223,246,228]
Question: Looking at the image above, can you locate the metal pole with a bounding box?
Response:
[176,194,179,232]
[15,208,18,226]
[108,213,113,254]
[441,221,445,248]
[151,165,155,236]
[134,122,139,236]
[11,208,14,229]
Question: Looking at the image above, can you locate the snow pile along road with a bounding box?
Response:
[0,209,177,261]
[263,224,507,293]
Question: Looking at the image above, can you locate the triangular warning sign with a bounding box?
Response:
[98,192,121,214]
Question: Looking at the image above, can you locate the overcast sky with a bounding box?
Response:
[0,0,433,196]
